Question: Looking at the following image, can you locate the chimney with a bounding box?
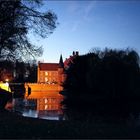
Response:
[76,51,79,56]
[72,51,75,56]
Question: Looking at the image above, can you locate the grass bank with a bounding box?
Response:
[0,110,140,139]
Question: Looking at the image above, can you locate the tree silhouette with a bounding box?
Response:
[0,0,57,60]
[63,48,140,115]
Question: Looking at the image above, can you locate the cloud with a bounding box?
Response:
[68,1,96,21]
[67,1,96,32]
[85,1,95,15]
[67,1,80,14]
[83,1,96,22]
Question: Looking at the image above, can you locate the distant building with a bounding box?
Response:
[0,61,14,82]
[0,69,13,82]
[37,55,66,84]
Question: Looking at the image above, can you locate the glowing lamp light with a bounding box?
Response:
[0,82,11,92]
[5,82,9,86]
[5,79,9,82]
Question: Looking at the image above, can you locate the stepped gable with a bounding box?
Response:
[39,63,59,71]
[64,51,79,69]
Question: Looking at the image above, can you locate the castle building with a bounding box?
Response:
[25,52,79,96]
[37,52,79,85]
[37,55,66,84]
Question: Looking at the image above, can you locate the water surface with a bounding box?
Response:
[5,92,66,121]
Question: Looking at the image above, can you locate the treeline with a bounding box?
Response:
[63,48,140,116]
[0,60,37,83]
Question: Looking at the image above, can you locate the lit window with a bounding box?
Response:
[45,72,48,76]
[45,77,48,82]
[45,105,48,110]
[45,99,48,103]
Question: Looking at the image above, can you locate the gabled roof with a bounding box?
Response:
[64,56,75,68]
[39,63,59,71]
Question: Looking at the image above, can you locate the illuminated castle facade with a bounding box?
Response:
[37,55,66,84]
[37,51,79,85]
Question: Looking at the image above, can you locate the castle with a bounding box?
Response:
[24,51,79,97]
[37,51,79,85]
[37,55,66,85]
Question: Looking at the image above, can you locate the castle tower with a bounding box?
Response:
[58,54,65,85]
[59,54,64,68]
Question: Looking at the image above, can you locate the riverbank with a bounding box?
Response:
[0,88,12,110]
[0,110,140,139]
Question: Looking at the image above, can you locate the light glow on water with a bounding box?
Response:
[7,92,66,121]
[22,110,38,118]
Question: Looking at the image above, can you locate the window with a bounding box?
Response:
[45,77,48,82]
[45,99,48,103]
[45,105,48,110]
[49,72,51,76]
[45,72,48,76]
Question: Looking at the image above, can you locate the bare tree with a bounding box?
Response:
[0,0,57,61]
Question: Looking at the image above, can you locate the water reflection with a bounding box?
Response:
[6,92,66,121]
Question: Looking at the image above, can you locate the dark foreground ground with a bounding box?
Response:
[0,110,140,139]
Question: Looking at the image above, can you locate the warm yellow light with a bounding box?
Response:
[0,83,11,92]
[5,82,9,86]
[5,79,9,82]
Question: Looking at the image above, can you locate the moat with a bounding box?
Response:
[5,91,66,121]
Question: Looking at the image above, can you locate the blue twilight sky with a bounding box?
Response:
[29,0,140,63]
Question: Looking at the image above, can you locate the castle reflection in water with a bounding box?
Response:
[11,92,66,120]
